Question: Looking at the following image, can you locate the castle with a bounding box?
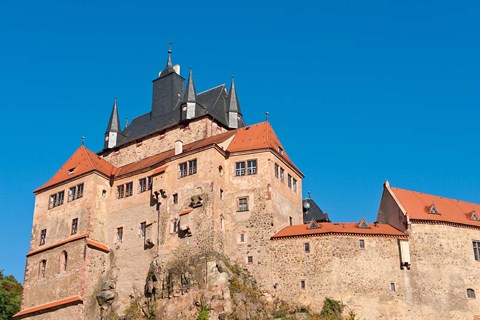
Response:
[15,51,480,319]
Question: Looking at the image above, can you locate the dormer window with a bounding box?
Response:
[359,218,370,229]
[429,204,439,214]
[68,167,75,176]
[307,219,319,230]
[471,210,479,221]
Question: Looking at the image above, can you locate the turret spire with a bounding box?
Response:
[185,67,196,103]
[104,98,121,149]
[167,43,173,69]
[227,76,244,128]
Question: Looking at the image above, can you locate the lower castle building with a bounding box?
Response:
[15,52,480,319]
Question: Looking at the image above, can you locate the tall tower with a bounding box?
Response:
[227,76,244,128]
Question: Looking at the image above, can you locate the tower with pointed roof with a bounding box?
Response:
[104,98,121,149]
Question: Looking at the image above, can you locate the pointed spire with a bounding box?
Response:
[228,76,241,113]
[167,43,173,69]
[106,98,120,133]
[185,67,196,103]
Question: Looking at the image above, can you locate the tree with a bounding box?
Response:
[0,270,23,320]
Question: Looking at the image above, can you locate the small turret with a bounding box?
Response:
[227,76,244,128]
[184,67,197,119]
[104,98,121,149]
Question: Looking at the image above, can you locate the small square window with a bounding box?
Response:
[139,178,147,193]
[40,229,47,245]
[125,182,133,197]
[304,242,310,253]
[300,280,305,289]
[247,256,253,264]
[71,218,78,235]
[238,197,249,212]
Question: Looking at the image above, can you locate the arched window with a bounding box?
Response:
[60,251,68,272]
[467,288,476,299]
[39,259,46,279]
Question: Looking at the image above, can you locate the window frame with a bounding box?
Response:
[117,227,123,243]
[40,229,47,245]
[117,185,125,199]
[467,288,476,299]
[473,241,480,261]
[140,222,147,238]
[71,218,78,235]
[237,197,249,212]
[359,239,365,249]
[304,242,310,254]
[125,182,133,197]
[247,256,253,264]
[139,178,147,193]
[235,161,246,176]
[246,159,257,175]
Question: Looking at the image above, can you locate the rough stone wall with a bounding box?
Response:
[406,223,480,319]
[269,235,408,320]
[101,117,227,167]
[21,304,83,320]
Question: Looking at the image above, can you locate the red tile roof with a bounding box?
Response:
[14,295,82,318]
[86,239,110,253]
[35,146,116,193]
[390,186,480,227]
[272,222,407,239]
[26,233,89,257]
[179,209,193,216]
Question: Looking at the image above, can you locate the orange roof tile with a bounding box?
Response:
[35,146,116,193]
[179,208,193,216]
[86,239,110,253]
[227,122,302,176]
[26,233,89,257]
[14,295,82,318]
[152,165,168,176]
[390,187,480,227]
[272,222,407,239]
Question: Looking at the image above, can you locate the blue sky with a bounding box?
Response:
[0,0,479,282]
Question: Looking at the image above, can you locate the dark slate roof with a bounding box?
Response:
[303,198,329,223]
[197,84,229,127]
[105,99,120,133]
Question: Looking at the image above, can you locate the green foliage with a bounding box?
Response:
[317,297,357,320]
[196,297,209,320]
[0,270,23,320]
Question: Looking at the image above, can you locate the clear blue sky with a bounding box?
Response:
[0,0,479,282]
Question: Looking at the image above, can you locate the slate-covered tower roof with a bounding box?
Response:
[102,50,247,151]
[303,197,329,223]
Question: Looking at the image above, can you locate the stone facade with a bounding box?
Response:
[16,57,480,319]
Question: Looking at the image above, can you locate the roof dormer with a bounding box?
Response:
[429,203,439,214]
[358,217,370,229]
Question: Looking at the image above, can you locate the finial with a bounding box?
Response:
[81,136,85,146]
[265,112,269,122]
[113,97,117,107]
[125,117,129,128]
[167,42,173,68]
[308,191,311,199]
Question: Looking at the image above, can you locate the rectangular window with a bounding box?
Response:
[117,227,123,243]
[57,191,65,206]
[139,178,147,193]
[49,194,57,209]
[220,189,223,199]
[238,197,249,212]
[240,233,245,243]
[288,174,292,188]
[71,218,78,235]
[236,162,246,176]
[304,242,310,253]
[68,186,76,202]
[49,191,65,208]
[473,241,480,261]
[140,222,146,238]
[189,159,197,175]
[293,178,297,192]
[117,185,125,199]
[173,193,178,204]
[40,229,46,245]
[247,256,253,264]
[359,239,365,249]
[300,280,305,289]
[172,220,178,233]
[77,183,84,199]
[390,282,396,292]
[280,168,285,182]
[147,176,153,190]
[274,163,279,178]
[125,182,133,197]
[247,160,257,175]
[39,260,46,279]
[179,162,188,177]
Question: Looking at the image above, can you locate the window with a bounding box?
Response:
[60,251,68,272]
[117,185,125,199]
[189,159,197,175]
[288,174,292,188]
[247,160,257,175]
[390,282,396,292]
[220,189,223,199]
[139,178,147,193]
[147,176,153,190]
[179,159,197,178]
[71,218,78,235]
[293,179,297,192]
[359,239,365,249]
[39,260,46,279]
[68,186,76,202]
[236,160,257,176]
[173,193,178,204]
[140,222,146,238]
[280,168,285,182]
[304,242,310,253]
[49,191,64,208]
[40,229,46,245]
[274,163,279,178]
[247,256,253,264]
[125,182,133,197]
[467,288,476,299]
[278,147,284,155]
[236,162,246,176]
[117,227,123,243]
[238,197,249,212]
[289,216,293,226]
[240,233,245,243]
[300,280,305,289]
[77,183,84,199]
[172,220,178,233]
[473,241,480,261]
